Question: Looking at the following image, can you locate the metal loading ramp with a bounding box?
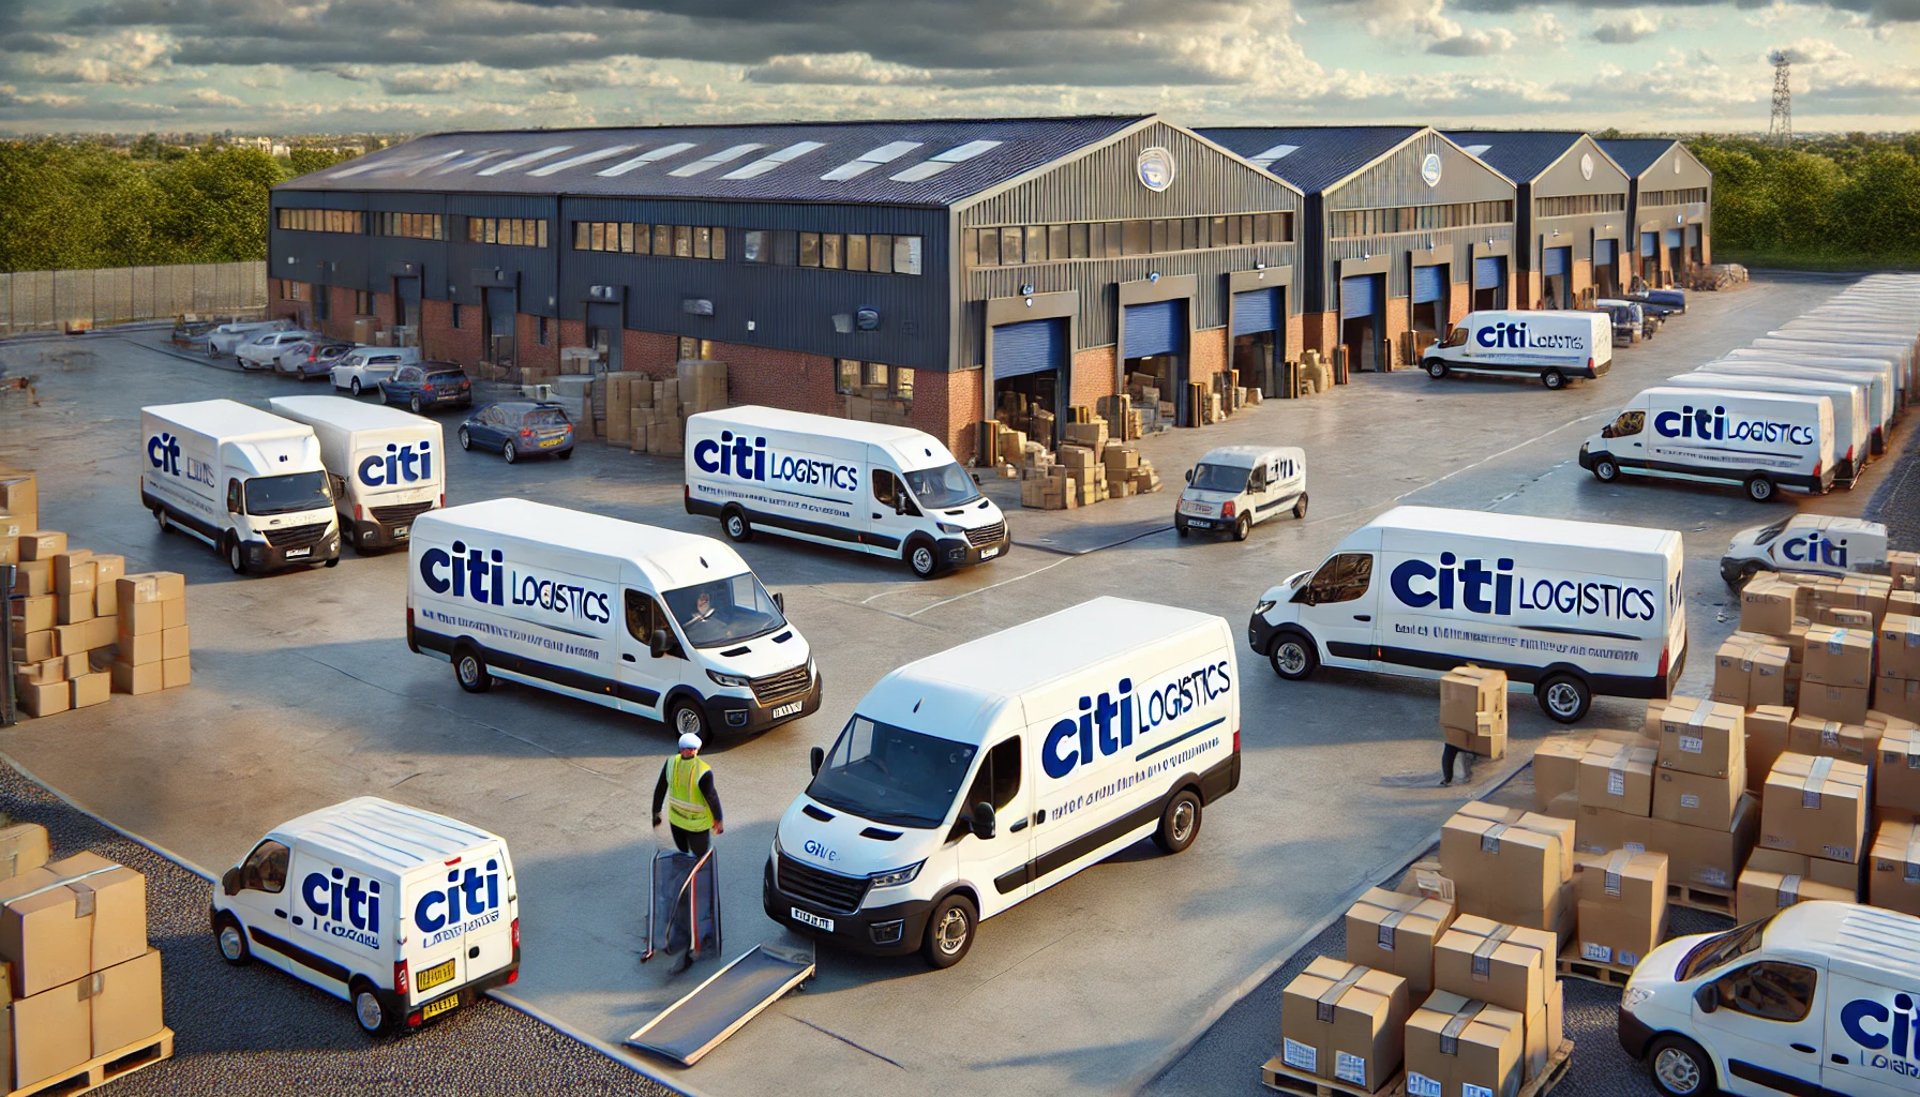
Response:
[626,939,816,1066]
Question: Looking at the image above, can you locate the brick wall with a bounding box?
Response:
[914,368,980,464]
[1700,231,1712,266]
[1522,271,1545,310]
[1284,312,1304,364]
[703,340,842,419]
[1071,346,1117,407]
[1447,284,1471,327]
[622,330,679,376]
[1573,259,1594,306]
[1383,297,1410,369]
[420,298,482,365]
[1189,328,1227,389]
[515,312,559,376]
[322,285,357,342]
[1300,311,1338,355]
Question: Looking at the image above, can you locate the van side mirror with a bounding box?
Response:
[894,493,907,516]
[970,802,996,841]
[809,746,824,776]
[1694,983,1720,1014]
[772,591,784,613]
[649,629,670,659]
[222,867,242,897]
[1184,469,1193,485]
[1600,425,1615,439]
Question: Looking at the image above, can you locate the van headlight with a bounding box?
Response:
[868,861,924,888]
[937,522,961,534]
[1622,986,1653,1011]
[708,670,750,688]
[1255,599,1276,616]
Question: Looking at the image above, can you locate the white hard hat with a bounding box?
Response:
[678,733,703,751]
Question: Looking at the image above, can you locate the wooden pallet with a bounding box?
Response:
[1557,945,1635,987]
[1260,1057,1399,1097]
[7,1028,172,1097]
[1388,1039,1575,1097]
[1667,881,1735,916]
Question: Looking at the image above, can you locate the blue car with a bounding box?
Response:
[379,362,472,414]
[458,401,575,464]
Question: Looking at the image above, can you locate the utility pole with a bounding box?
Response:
[1768,51,1793,146]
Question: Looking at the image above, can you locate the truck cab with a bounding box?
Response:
[1721,515,1887,588]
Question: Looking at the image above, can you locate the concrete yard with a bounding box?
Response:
[0,273,1886,1096]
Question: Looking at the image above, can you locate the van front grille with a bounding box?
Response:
[965,521,1006,547]
[262,523,330,549]
[776,855,869,915]
[751,664,812,705]
[371,501,434,525]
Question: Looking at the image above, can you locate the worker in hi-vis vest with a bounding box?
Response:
[652,732,725,856]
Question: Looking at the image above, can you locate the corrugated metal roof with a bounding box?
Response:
[1194,125,1423,194]
[1598,138,1679,178]
[1441,130,1592,184]
[281,117,1148,207]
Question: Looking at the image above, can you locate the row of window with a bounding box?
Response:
[573,221,729,260]
[742,231,924,276]
[468,218,550,249]
[277,208,364,234]
[1330,201,1513,239]
[1536,193,1626,218]
[835,359,914,401]
[1640,187,1708,208]
[377,212,445,241]
[967,213,1292,269]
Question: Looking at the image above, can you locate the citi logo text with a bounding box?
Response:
[358,441,434,487]
[301,866,383,951]
[1042,660,1233,780]
[693,431,860,493]
[147,433,215,486]
[1389,553,1659,621]
[420,539,612,624]
[1653,404,1817,446]
[1476,322,1584,351]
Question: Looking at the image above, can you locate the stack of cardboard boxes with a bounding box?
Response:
[1742,752,1870,919]
[0,823,167,1091]
[594,360,731,458]
[1440,803,1575,946]
[111,571,191,697]
[1121,373,1173,434]
[1011,407,1164,510]
[1571,849,1669,969]
[1440,666,1508,760]
[1277,957,1411,1094]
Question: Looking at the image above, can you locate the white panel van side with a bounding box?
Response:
[1580,387,1835,502]
[1421,310,1612,389]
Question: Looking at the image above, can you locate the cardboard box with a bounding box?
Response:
[52,552,94,596]
[110,661,163,696]
[1441,666,1507,731]
[0,469,39,526]
[1648,794,1760,890]
[119,601,163,638]
[15,679,68,718]
[1451,803,1575,879]
[162,656,191,689]
[15,594,53,635]
[1806,624,1874,689]
[1658,698,1745,778]
[1405,992,1525,1097]
[116,572,185,605]
[70,671,110,709]
[1442,709,1507,759]
[1277,957,1409,1091]
[1523,981,1565,1085]
[161,625,190,659]
[53,616,115,657]
[55,594,93,626]
[13,629,53,664]
[1441,813,1563,923]
[1533,737,1587,812]
[1747,847,1859,892]
[1880,675,1920,723]
[0,852,148,998]
[117,632,161,666]
[1761,752,1869,864]
[1880,721,1920,818]
[1578,741,1656,816]
[11,560,51,597]
[1882,614,1920,681]
[63,651,89,678]
[1789,716,1875,769]
[1872,821,1920,916]
[1396,859,1456,905]
[1432,914,1554,1013]
[1345,888,1455,1000]
[11,976,91,1089]
[1802,683,1871,725]
[0,823,51,882]
[17,531,66,560]
[1573,850,1668,967]
[1653,765,1744,830]
[1745,706,1795,796]
[1741,574,1798,635]
[1575,803,1652,857]
[88,947,163,1056]
[1737,867,1856,922]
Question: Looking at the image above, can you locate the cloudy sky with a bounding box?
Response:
[0,0,1915,135]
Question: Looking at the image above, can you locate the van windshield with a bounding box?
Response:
[245,471,332,516]
[1189,463,1250,494]
[1753,518,1791,545]
[1677,915,1773,980]
[805,715,977,829]
[662,572,786,648]
[903,463,980,509]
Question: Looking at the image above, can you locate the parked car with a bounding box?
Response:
[273,340,353,379]
[1623,293,1682,321]
[1595,300,1656,344]
[330,347,420,396]
[380,362,472,414]
[236,330,315,371]
[458,401,574,463]
[208,319,289,356]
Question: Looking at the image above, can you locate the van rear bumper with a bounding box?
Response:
[762,860,931,957]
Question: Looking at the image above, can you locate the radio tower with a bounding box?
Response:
[1768,50,1793,145]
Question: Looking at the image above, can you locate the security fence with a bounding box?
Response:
[0,262,268,335]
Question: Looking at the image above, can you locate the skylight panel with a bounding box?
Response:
[1250,143,1299,168]
[433,150,509,175]
[888,139,1003,183]
[722,140,828,180]
[528,145,641,177]
[596,143,697,177]
[669,143,766,177]
[820,140,923,181]
[477,145,574,176]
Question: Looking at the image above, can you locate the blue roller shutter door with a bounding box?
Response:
[1339,276,1376,320]
[1664,229,1683,247]
[1595,239,1616,266]
[1640,233,1658,257]
[1412,266,1445,305]
[992,319,1065,380]
[1124,301,1184,359]
[1543,247,1570,277]
[1473,257,1505,291]
[1232,289,1279,336]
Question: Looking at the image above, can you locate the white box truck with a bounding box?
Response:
[269,395,444,553]
[684,405,1010,579]
[1579,386,1835,502]
[1661,372,1869,487]
[1248,506,1686,722]
[406,498,821,739]
[1619,901,1920,1097]
[141,399,342,574]
[1420,310,1612,389]
[211,796,519,1036]
[765,596,1239,967]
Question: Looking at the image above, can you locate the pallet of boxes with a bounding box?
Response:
[1260,813,1572,1096]
[1012,406,1163,511]
[0,818,172,1094]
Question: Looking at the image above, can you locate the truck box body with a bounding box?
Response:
[269,396,444,552]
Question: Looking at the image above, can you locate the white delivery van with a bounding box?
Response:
[1661,372,1869,487]
[269,395,444,553]
[211,796,519,1037]
[1720,514,1888,588]
[1618,901,1920,1097]
[407,499,821,740]
[1420,310,1612,389]
[141,399,342,574]
[1719,350,1895,452]
[1580,386,1835,502]
[1248,506,1686,723]
[1175,445,1307,540]
[684,406,1009,579]
[1766,328,1912,405]
[764,596,1238,968]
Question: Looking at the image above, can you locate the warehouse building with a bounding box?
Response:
[1443,131,1632,308]
[268,115,1303,462]
[1597,138,1713,288]
[1196,125,1516,372]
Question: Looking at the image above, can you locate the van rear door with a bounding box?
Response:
[404,843,512,1012]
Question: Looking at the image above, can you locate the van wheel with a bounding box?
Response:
[351,977,394,1037]
[457,427,471,450]
[670,698,710,741]
[1647,1034,1714,1097]
[1232,514,1252,542]
[907,540,940,580]
[1593,457,1620,483]
[1537,673,1591,723]
[214,915,251,965]
[722,507,753,543]
[1268,633,1319,681]
[1293,493,1309,519]
[1745,475,1775,502]
[921,894,977,969]
[350,378,362,396]
[1541,369,1567,390]
[455,648,492,693]
[1154,789,1202,854]
[1175,520,1190,538]
[226,536,248,575]
[557,448,572,461]
[1727,562,1763,591]
[1425,359,1447,379]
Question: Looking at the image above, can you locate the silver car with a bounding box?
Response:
[207,320,289,357]
[236,330,316,371]
[329,347,420,396]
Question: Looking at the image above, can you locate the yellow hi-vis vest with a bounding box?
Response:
[666,755,714,831]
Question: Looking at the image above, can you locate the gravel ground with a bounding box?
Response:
[1866,407,1920,549]
[0,758,680,1097]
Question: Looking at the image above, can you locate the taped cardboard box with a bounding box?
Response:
[1805,624,1874,689]
[1880,721,1920,818]
[1802,683,1871,726]
[1440,814,1563,923]
[1747,847,1859,892]
[1745,706,1795,797]
[86,946,163,1056]
[1882,614,1920,680]
[0,824,50,883]
[1573,850,1668,967]
[1788,716,1875,769]
[1450,803,1575,880]
[1653,763,1744,830]
[1277,957,1410,1092]
[1740,574,1797,635]
[1658,698,1745,778]
[1712,638,1789,709]
[1441,666,1507,732]
[1345,888,1455,1000]
[1533,737,1588,813]
[1870,820,1920,917]
[0,852,147,999]
[1737,867,1855,923]
[1433,914,1554,1013]
[1524,980,1565,1085]
[1442,709,1507,759]
[1577,741,1656,817]
[1880,675,1920,724]
[1760,752,1869,864]
[1648,794,1760,890]
[1405,992,1525,1097]
[11,970,90,1089]
[1575,803,1652,857]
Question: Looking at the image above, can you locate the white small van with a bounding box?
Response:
[1721,515,1888,588]
[685,406,1009,579]
[1421,309,1613,389]
[1175,445,1307,540]
[764,596,1239,967]
[407,499,821,740]
[1661,371,1869,487]
[1717,350,1894,453]
[1619,901,1920,1097]
[1248,506,1686,722]
[211,796,519,1037]
[269,395,444,553]
[1580,386,1835,502]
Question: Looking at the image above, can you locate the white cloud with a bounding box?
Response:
[1529,12,1569,46]
[1429,26,1516,54]
[1772,37,1851,63]
[182,86,245,107]
[1590,10,1662,43]
[745,52,934,85]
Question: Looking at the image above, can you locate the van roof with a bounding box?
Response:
[690,405,953,465]
[268,395,435,433]
[143,398,309,440]
[415,498,749,590]
[1367,505,1678,554]
[1197,445,1302,468]
[271,796,502,877]
[1786,514,1883,535]
[1763,902,1920,982]
[1641,385,1831,413]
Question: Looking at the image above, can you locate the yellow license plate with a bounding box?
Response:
[421,994,460,1020]
[538,436,562,447]
[416,959,457,992]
